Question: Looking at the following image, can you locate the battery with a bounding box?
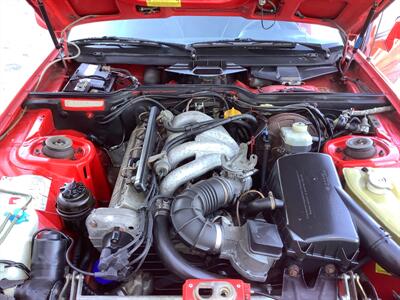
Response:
[63,63,116,93]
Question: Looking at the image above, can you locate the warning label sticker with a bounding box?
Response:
[0,175,51,211]
[146,0,181,7]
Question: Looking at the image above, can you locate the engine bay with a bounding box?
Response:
[0,60,400,300]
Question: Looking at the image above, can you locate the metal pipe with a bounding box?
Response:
[158,110,239,195]
[160,154,222,196]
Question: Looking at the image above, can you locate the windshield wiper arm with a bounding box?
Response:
[190,38,297,48]
[190,38,333,58]
[295,42,332,58]
[72,36,194,54]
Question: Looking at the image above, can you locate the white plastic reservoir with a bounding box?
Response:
[0,175,51,281]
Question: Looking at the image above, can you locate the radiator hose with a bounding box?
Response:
[336,187,400,277]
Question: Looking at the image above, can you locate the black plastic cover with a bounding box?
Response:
[15,231,68,300]
[248,220,282,258]
[269,153,359,270]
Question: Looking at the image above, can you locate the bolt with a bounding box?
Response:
[288,264,300,277]
[188,283,193,288]
[325,264,336,275]
[335,147,342,153]
[379,150,385,157]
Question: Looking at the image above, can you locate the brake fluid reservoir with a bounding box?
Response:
[343,167,400,243]
[280,122,313,153]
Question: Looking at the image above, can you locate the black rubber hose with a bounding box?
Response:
[336,187,400,277]
[170,177,241,253]
[240,198,284,216]
[154,214,221,280]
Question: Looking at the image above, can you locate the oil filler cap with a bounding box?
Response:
[42,136,74,159]
[344,137,377,159]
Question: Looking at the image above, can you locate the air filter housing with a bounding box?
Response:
[269,153,359,272]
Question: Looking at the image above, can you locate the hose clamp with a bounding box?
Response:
[154,198,171,217]
[214,224,223,252]
[268,191,276,210]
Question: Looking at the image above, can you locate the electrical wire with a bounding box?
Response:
[230,100,333,151]
[0,106,27,142]
[107,116,126,151]
[260,0,277,31]
[0,260,30,278]
[163,113,257,152]
[172,92,230,112]
[34,41,81,91]
[108,67,140,89]
[98,95,166,125]
[32,228,96,277]
[236,190,265,226]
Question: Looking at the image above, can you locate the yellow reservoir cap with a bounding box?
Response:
[343,167,400,243]
[224,107,241,119]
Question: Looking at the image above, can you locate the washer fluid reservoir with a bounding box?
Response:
[0,191,39,281]
[343,167,400,243]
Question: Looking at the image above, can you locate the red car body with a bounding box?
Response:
[1,1,400,299]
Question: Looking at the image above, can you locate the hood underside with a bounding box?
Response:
[28,0,392,37]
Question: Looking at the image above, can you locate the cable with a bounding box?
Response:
[163,113,257,152]
[33,228,96,277]
[107,116,126,151]
[34,41,81,91]
[99,95,166,125]
[60,15,98,40]
[107,67,140,89]
[171,91,230,111]
[231,100,332,151]
[236,190,265,226]
[260,0,277,31]
[0,260,30,278]
[0,106,27,142]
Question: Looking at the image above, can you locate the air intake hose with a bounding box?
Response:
[154,214,221,280]
[336,187,400,276]
[170,177,245,253]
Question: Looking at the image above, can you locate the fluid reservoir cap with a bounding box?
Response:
[366,171,393,195]
[344,137,377,159]
[42,136,74,159]
[57,181,94,217]
[292,122,308,133]
[224,107,241,119]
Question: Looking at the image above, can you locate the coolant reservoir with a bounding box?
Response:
[343,167,400,243]
[280,122,313,153]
